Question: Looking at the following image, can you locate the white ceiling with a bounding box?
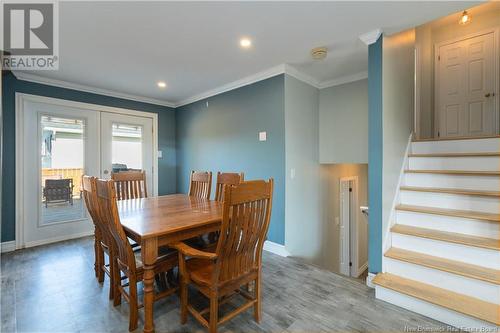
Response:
[19,1,479,106]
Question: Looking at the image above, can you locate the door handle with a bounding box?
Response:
[103,170,109,175]
[485,93,491,98]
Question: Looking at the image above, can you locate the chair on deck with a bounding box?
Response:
[95,178,178,331]
[111,170,148,200]
[43,178,74,207]
[173,179,274,333]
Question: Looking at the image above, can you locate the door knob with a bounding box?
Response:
[103,170,109,175]
[485,93,491,97]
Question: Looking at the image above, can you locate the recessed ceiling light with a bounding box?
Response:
[157,81,167,88]
[240,38,252,48]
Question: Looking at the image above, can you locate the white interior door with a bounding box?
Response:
[100,112,154,195]
[339,180,351,276]
[437,32,497,138]
[22,101,99,246]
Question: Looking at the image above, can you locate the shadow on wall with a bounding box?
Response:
[318,163,369,275]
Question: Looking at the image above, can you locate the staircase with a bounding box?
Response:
[373,136,500,330]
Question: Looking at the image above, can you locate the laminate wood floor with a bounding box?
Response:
[1,237,447,333]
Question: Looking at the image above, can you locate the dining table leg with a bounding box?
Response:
[141,237,158,333]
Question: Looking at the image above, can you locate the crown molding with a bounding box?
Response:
[175,64,324,107]
[12,71,176,108]
[284,64,321,88]
[318,71,368,89]
[359,29,383,46]
[175,64,287,107]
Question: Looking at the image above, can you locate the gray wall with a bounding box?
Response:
[283,75,321,263]
[175,75,286,245]
[319,79,368,164]
[382,29,415,249]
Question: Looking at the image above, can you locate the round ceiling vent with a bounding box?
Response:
[311,47,327,60]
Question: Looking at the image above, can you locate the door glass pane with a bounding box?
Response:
[112,123,143,172]
[40,115,86,224]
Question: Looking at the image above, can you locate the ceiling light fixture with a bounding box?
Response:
[311,47,327,60]
[240,38,252,48]
[459,10,471,25]
[157,81,167,88]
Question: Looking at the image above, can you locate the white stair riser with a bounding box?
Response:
[396,211,500,239]
[412,138,500,154]
[391,233,500,269]
[375,287,499,331]
[400,191,500,214]
[408,156,500,171]
[404,173,500,191]
[384,258,500,304]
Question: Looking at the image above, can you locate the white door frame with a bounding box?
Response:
[339,176,359,277]
[15,93,159,249]
[433,27,500,138]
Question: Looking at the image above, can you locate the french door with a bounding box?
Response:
[20,99,155,247]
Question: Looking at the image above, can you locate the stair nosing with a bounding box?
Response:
[396,204,500,223]
[409,152,500,158]
[412,135,500,142]
[385,247,500,285]
[404,169,500,176]
[390,224,500,251]
[400,186,500,197]
[373,273,500,325]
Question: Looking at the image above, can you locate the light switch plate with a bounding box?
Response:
[259,131,267,141]
[158,151,163,158]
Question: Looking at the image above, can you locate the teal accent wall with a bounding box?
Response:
[368,37,383,274]
[176,75,286,245]
[1,71,176,242]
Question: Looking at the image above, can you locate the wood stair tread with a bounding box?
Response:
[385,248,500,285]
[413,135,500,142]
[373,273,500,325]
[396,204,500,223]
[390,224,500,251]
[400,186,500,197]
[404,170,500,176]
[409,152,500,157]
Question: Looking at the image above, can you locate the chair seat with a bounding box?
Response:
[134,246,177,270]
[186,258,215,286]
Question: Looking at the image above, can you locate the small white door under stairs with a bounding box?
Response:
[373,136,500,330]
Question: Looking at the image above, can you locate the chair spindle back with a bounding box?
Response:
[111,170,148,200]
[214,172,244,202]
[188,171,212,199]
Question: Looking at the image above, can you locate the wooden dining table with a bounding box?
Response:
[118,194,223,333]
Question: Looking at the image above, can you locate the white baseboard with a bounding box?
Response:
[1,241,16,253]
[263,240,290,257]
[366,272,376,288]
[22,231,94,249]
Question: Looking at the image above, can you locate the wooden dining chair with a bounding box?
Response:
[203,172,245,246]
[172,179,274,333]
[95,178,178,331]
[111,170,148,200]
[214,172,244,202]
[188,171,212,199]
[82,175,115,299]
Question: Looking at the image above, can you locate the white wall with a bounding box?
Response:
[284,74,321,264]
[416,3,500,138]
[319,164,368,274]
[319,79,369,164]
[382,29,415,248]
